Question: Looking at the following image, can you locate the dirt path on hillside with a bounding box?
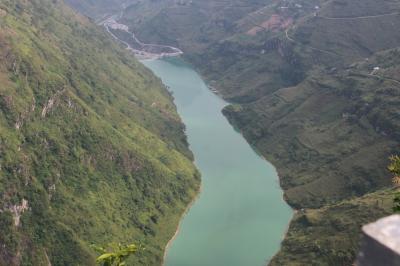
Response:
[284,27,339,56]
[318,12,400,20]
[284,9,400,57]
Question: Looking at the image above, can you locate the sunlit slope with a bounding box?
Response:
[0,0,199,265]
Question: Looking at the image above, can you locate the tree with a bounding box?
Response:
[389,155,400,177]
[92,243,140,266]
[389,155,400,212]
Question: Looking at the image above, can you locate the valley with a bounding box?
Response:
[143,58,292,266]
[97,13,293,264]
[1,0,399,265]
[101,0,400,264]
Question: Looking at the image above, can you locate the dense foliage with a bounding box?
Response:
[93,243,139,266]
[0,0,200,265]
[389,155,400,177]
[389,155,400,212]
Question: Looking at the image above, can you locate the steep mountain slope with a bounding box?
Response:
[63,0,127,20]
[225,48,400,208]
[270,188,394,265]
[120,0,267,53]
[0,0,199,265]
[68,0,400,264]
[223,47,400,264]
[188,0,400,101]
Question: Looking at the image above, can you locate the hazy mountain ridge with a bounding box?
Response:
[0,0,199,265]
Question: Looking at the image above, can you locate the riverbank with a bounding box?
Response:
[162,184,203,266]
[101,8,293,263]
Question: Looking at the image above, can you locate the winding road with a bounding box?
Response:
[101,14,183,59]
[318,12,400,20]
[284,26,339,57]
[284,9,400,57]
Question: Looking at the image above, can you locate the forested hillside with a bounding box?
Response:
[224,48,400,264]
[64,0,127,19]
[66,0,400,264]
[0,0,199,265]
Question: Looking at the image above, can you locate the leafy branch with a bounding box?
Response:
[92,242,142,266]
[389,155,400,212]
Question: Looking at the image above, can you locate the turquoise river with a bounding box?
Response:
[143,58,292,266]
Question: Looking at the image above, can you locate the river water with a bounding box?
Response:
[143,58,292,266]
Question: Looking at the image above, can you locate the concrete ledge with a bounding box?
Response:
[356,215,400,266]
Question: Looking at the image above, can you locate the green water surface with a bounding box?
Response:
[143,58,292,266]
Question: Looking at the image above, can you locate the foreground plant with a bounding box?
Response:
[389,155,400,212]
[92,243,141,266]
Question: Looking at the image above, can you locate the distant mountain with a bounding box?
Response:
[67,0,400,264]
[0,0,199,265]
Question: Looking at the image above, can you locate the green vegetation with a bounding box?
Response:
[389,155,400,212]
[0,0,200,265]
[93,243,139,266]
[270,189,394,265]
[64,0,126,20]
[389,155,400,177]
[224,49,400,208]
